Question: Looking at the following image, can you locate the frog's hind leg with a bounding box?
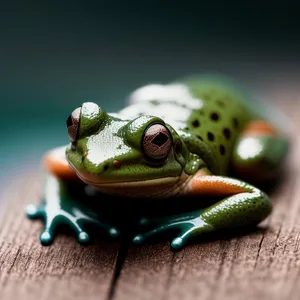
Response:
[133,172,272,250]
[231,120,289,182]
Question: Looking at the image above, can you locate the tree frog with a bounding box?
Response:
[26,76,289,250]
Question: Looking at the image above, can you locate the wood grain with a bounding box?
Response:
[113,95,300,300]
[0,174,119,300]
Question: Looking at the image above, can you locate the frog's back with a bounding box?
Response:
[123,75,274,175]
[182,76,259,174]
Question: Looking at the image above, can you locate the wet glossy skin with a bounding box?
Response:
[26,76,289,250]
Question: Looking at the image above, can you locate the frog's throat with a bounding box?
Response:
[76,172,193,199]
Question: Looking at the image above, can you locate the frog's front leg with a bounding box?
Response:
[26,147,119,245]
[133,172,272,250]
[26,175,119,245]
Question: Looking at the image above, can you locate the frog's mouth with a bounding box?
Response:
[76,171,179,187]
[75,171,189,199]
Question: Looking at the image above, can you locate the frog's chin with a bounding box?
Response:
[75,172,188,198]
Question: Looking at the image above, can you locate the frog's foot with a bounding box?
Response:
[25,204,119,245]
[133,211,213,250]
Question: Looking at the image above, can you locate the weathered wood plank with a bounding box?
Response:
[113,95,300,300]
[0,174,119,300]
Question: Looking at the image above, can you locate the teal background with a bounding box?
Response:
[1,2,300,190]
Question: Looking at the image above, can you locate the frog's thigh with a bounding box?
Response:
[191,174,272,229]
[43,146,79,181]
[231,120,289,181]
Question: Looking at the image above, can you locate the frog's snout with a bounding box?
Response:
[81,150,121,170]
[81,156,122,175]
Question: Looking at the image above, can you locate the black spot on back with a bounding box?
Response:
[219,145,226,155]
[192,120,200,127]
[210,112,220,121]
[233,118,239,128]
[207,132,215,141]
[223,128,231,140]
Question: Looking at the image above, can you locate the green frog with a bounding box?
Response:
[26,76,289,250]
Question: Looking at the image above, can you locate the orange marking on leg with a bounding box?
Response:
[243,120,278,137]
[43,147,79,181]
[191,173,246,197]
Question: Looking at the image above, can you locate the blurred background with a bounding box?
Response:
[0,1,300,195]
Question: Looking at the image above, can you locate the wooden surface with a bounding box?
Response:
[0,176,119,300]
[1,86,300,300]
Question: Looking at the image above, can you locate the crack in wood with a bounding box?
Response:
[208,240,232,300]
[159,251,177,300]
[253,228,266,270]
[108,239,130,300]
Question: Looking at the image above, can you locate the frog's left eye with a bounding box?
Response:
[66,107,81,143]
[142,123,172,161]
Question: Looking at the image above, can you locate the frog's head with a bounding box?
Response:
[65,102,192,195]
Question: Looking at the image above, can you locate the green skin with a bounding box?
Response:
[26,76,289,250]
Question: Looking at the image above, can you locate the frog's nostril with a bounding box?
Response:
[113,160,121,169]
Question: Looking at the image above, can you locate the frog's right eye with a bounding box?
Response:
[66,107,81,144]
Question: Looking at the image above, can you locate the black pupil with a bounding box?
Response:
[66,115,73,128]
[151,133,168,146]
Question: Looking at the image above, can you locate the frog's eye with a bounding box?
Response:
[142,123,172,161]
[66,107,81,143]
